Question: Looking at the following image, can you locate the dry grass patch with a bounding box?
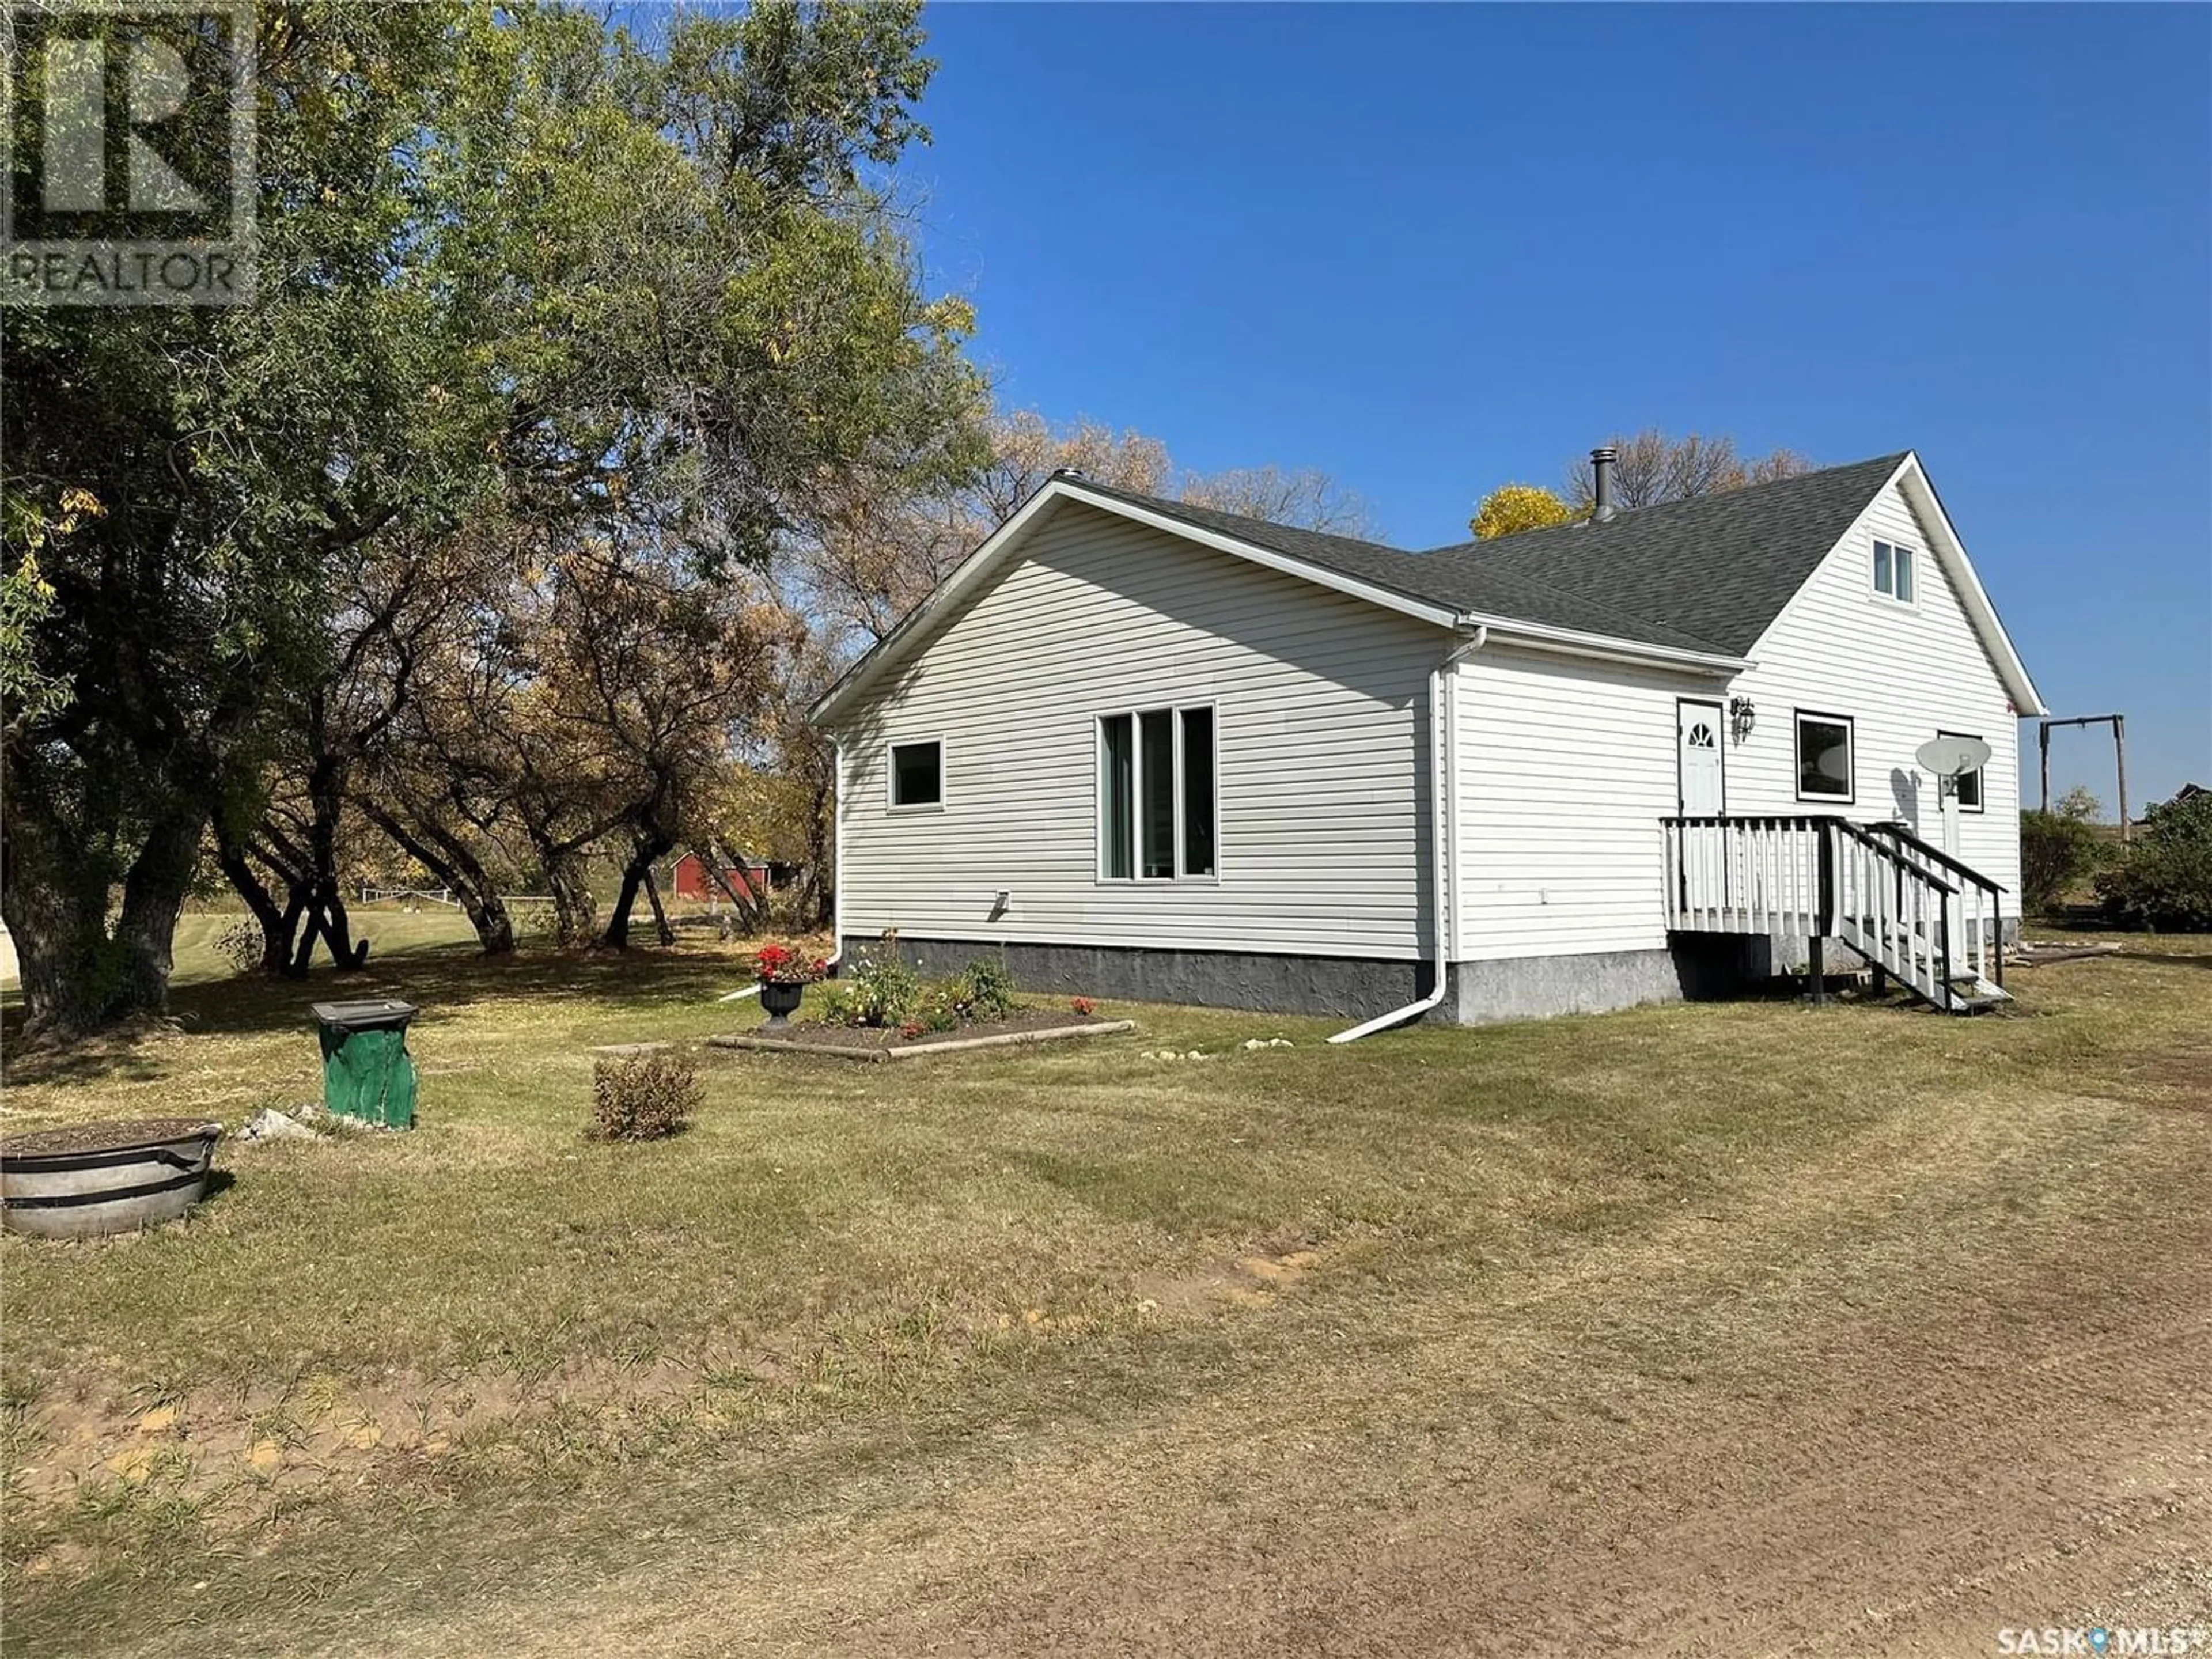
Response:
[2,933,2207,1656]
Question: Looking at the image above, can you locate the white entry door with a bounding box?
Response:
[1677,700,1724,815]
[1677,700,1726,916]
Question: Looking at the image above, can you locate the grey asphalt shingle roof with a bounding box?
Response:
[1055,450,1908,660]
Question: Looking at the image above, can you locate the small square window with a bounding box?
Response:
[889,740,942,808]
[1938,730,1985,813]
[1795,712,1854,802]
[1874,540,1916,603]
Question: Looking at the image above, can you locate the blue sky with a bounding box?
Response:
[902,2,2211,808]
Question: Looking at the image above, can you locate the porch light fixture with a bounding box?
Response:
[1729,696,1756,744]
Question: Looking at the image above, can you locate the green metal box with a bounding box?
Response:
[310,999,419,1128]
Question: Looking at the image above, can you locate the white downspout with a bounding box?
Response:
[718,734,846,1001]
[1328,626,1487,1043]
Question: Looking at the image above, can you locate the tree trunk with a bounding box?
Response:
[354,798,514,956]
[213,820,308,975]
[697,841,770,934]
[111,800,210,1011]
[539,843,597,947]
[599,831,673,949]
[805,775,835,929]
[2,745,199,1040]
[0,791,122,1042]
[299,759,368,972]
[641,866,674,946]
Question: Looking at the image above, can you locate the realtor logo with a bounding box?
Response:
[2,0,255,305]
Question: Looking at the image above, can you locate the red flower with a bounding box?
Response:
[755,942,825,985]
[1071,996,1097,1017]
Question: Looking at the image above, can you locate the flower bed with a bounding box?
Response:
[710,1006,1132,1062]
[713,935,1128,1060]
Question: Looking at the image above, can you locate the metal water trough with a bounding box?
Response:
[0,1118,224,1240]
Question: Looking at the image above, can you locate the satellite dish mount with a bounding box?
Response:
[1916,734,1991,796]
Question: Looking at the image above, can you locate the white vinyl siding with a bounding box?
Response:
[832,501,1442,959]
[1450,647,1714,961]
[1724,476,2022,896]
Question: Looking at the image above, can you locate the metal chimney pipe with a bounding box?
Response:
[1591,446,1618,523]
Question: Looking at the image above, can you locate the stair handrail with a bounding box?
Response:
[1862,819,2003,989]
[1829,819,1958,896]
[1861,820,2005,896]
[1827,818,1959,997]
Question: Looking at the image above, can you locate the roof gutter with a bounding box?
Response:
[1459,615,1751,676]
[1327,625,1488,1043]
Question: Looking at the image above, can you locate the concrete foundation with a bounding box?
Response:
[1449,936,1770,1025]
[844,935,1773,1027]
[853,935,1437,1023]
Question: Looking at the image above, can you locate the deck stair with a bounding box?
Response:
[1662,815,2008,1015]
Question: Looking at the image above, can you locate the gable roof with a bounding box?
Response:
[810,449,2044,729]
[1424,452,1911,657]
[1061,475,1740,657]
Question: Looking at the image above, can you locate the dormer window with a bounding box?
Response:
[1873,540,1916,604]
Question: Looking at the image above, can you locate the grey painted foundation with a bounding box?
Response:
[853,935,1438,1022]
[844,935,1774,1027]
[1449,936,1769,1025]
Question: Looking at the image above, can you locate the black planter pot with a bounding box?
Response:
[759,980,804,1028]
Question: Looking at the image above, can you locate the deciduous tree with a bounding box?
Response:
[1470,483,1578,540]
[1563,430,1813,512]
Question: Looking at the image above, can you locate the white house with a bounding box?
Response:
[810,449,2044,1028]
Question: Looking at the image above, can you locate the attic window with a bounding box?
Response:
[1873,540,1915,604]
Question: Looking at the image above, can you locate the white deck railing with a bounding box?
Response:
[1661,815,2005,1010]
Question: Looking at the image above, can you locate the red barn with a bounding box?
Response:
[669,854,766,902]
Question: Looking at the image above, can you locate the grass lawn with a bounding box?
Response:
[3,929,2209,1656]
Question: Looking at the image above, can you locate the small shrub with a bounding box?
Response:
[1070,996,1097,1017]
[897,1018,927,1040]
[591,1052,701,1142]
[955,957,1017,1021]
[821,937,921,1027]
[213,917,263,974]
[2096,794,2212,932]
[2020,809,2101,914]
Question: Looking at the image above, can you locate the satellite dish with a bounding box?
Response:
[1916,735,1991,779]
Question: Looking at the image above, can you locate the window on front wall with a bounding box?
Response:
[1873,539,1916,603]
[1099,705,1216,880]
[1938,729,1986,812]
[889,740,942,808]
[1795,711,1854,802]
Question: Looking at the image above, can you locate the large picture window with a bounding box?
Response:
[1794,711,1855,803]
[1099,704,1217,881]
